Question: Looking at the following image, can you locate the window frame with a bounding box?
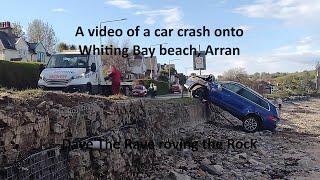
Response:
[222,82,270,111]
[237,88,270,110]
[221,83,242,93]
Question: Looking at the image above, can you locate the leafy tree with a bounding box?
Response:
[158,69,169,82]
[176,73,187,85]
[157,66,177,82]
[57,42,69,52]
[275,70,316,95]
[27,19,57,53]
[69,44,77,50]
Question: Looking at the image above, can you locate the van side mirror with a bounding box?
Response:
[91,63,96,72]
[217,84,222,91]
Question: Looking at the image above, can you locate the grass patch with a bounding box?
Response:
[106,94,129,100]
[15,88,44,96]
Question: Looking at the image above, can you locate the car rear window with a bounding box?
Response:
[258,99,269,110]
[222,83,242,93]
[134,86,143,90]
[237,88,269,110]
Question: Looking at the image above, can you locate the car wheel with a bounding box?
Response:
[192,86,207,100]
[243,116,260,133]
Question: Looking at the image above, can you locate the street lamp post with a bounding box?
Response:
[99,18,127,46]
[168,58,180,87]
[149,43,168,79]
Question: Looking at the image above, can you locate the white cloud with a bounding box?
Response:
[51,8,68,13]
[105,1,187,28]
[234,0,320,25]
[144,16,156,25]
[272,45,292,54]
[105,0,145,9]
[205,37,320,75]
[136,7,186,28]
[236,25,251,31]
[273,36,316,55]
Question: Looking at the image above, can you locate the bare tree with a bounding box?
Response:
[101,38,131,76]
[220,67,257,87]
[27,19,57,53]
[11,22,25,37]
[221,67,248,82]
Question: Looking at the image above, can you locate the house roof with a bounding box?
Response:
[0,31,49,55]
[27,42,38,53]
[0,31,18,50]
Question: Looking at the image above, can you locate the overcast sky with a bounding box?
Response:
[2,0,320,75]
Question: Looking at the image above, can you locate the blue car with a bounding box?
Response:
[185,75,280,132]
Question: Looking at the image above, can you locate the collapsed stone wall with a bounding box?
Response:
[0,91,208,179]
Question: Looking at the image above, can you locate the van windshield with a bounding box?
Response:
[47,54,89,68]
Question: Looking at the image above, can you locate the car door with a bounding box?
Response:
[219,83,247,117]
[237,87,270,115]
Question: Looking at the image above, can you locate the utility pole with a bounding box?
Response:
[99,18,127,47]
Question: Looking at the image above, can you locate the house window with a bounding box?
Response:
[37,52,45,62]
[18,50,27,58]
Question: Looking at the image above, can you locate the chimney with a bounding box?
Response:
[0,21,14,36]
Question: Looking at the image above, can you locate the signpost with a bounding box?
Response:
[193,51,206,75]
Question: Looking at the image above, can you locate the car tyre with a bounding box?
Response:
[191,86,207,101]
[243,116,260,133]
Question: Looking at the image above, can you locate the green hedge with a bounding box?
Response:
[0,60,41,89]
[133,79,169,95]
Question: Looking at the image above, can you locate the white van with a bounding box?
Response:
[38,51,131,95]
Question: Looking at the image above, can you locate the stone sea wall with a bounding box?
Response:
[0,91,208,179]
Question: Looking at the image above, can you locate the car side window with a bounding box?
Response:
[258,99,269,110]
[222,83,242,93]
[237,88,269,109]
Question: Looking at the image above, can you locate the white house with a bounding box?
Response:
[127,54,146,79]
[144,56,158,79]
[28,42,50,63]
[0,21,50,63]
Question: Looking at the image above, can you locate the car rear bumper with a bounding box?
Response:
[262,118,280,131]
[132,92,146,96]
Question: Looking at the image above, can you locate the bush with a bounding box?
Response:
[0,60,41,89]
[133,79,169,95]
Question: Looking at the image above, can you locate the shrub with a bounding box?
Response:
[133,79,169,95]
[0,60,41,89]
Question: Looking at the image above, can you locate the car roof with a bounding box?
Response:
[220,81,265,98]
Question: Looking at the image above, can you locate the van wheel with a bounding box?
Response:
[87,84,93,95]
[243,116,260,133]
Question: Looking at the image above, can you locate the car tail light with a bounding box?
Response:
[268,115,278,121]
